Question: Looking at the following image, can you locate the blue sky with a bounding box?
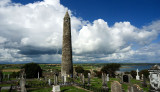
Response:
[0,0,160,63]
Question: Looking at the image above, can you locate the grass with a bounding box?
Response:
[27,86,88,92]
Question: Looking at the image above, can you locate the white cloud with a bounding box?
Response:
[0,0,159,63]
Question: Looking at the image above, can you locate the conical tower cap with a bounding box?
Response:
[64,11,70,18]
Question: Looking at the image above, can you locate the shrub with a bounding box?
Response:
[140,69,149,79]
[130,70,136,78]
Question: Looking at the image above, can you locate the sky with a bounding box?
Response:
[0,0,160,64]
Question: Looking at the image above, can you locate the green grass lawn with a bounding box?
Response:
[27,86,88,92]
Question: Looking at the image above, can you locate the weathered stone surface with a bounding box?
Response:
[52,85,60,92]
[128,84,143,92]
[61,11,73,77]
[122,74,129,83]
[111,81,122,92]
[148,65,160,92]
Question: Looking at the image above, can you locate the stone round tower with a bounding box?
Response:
[61,11,73,77]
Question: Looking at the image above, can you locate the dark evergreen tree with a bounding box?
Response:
[75,66,84,73]
[101,63,121,77]
[22,63,42,78]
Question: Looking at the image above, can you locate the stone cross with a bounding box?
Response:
[20,70,27,92]
[128,84,143,92]
[111,81,122,92]
[136,69,140,80]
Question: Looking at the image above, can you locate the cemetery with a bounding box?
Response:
[0,63,160,92]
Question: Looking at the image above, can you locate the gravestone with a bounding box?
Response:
[54,73,58,85]
[122,74,130,83]
[102,73,108,91]
[107,74,109,81]
[82,74,85,84]
[136,69,140,80]
[8,74,10,80]
[148,64,160,92]
[64,75,66,84]
[52,85,60,92]
[48,79,51,86]
[80,73,83,83]
[20,69,27,92]
[102,73,106,86]
[38,72,39,79]
[141,74,143,80]
[111,81,122,92]
[87,73,91,86]
[142,76,147,87]
[128,84,143,92]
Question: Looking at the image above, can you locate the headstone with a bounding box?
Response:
[111,81,122,92]
[54,73,58,85]
[122,74,130,83]
[107,74,109,81]
[80,73,83,83]
[136,69,140,80]
[52,85,60,92]
[102,73,106,86]
[141,74,143,80]
[142,76,147,87]
[64,75,66,83]
[38,72,39,79]
[8,74,10,80]
[148,65,160,92]
[48,79,51,86]
[82,74,85,84]
[87,73,91,86]
[128,84,143,92]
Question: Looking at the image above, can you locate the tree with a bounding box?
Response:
[83,70,91,78]
[75,66,84,73]
[140,69,149,78]
[101,63,121,77]
[130,70,136,78]
[22,63,42,78]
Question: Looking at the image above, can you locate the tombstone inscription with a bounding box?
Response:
[111,81,122,92]
[148,65,160,92]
